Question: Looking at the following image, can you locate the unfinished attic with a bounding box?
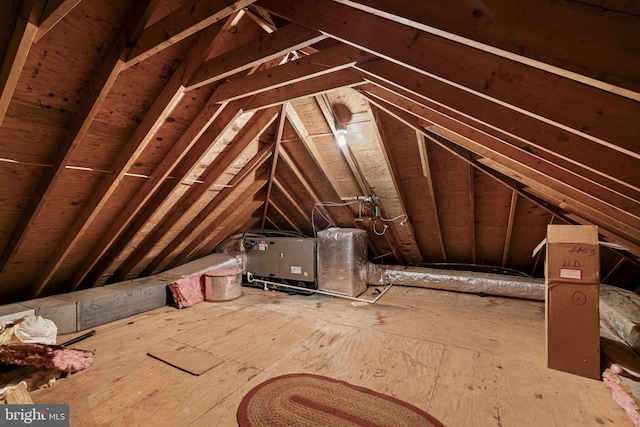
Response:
[0,0,639,425]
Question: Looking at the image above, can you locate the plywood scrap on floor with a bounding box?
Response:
[0,381,33,404]
[147,339,224,376]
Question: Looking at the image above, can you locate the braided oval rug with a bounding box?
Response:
[237,373,445,427]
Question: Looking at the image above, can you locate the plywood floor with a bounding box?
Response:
[31,286,631,426]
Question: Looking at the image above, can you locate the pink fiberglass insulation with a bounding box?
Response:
[0,343,93,372]
[168,275,204,308]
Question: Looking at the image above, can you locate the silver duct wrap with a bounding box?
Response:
[213,235,246,269]
[367,263,545,301]
[317,228,368,297]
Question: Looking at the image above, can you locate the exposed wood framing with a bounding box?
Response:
[261,105,286,228]
[260,0,640,157]
[145,141,275,275]
[0,1,157,288]
[502,191,518,268]
[187,23,326,91]
[338,0,640,96]
[126,0,257,67]
[80,100,251,289]
[469,165,476,264]
[35,0,81,43]
[0,0,44,126]
[417,132,446,262]
[357,84,640,247]
[112,106,279,281]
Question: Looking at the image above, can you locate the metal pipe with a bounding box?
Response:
[246,273,392,304]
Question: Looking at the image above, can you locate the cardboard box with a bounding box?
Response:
[545,225,600,379]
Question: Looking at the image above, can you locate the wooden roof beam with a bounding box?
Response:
[416,132,447,262]
[355,60,640,199]
[261,105,287,228]
[285,102,357,227]
[484,159,640,255]
[259,0,640,156]
[339,0,640,96]
[212,44,369,104]
[169,175,270,268]
[366,104,422,264]
[268,199,303,234]
[278,149,338,230]
[358,82,640,227]
[501,191,518,268]
[314,94,369,196]
[0,1,156,286]
[244,69,364,111]
[187,23,326,91]
[360,88,640,254]
[35,0,81,43]
[30,23,225,296]
[0,0,44,127]
[273,177,313,224]
[113,106,279,281]
[77,99,250,289]
[126,0,257,67]
[145,141,275,275]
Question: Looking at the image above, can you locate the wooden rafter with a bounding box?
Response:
[273,177,313,224]
[277,149,337,230]
[213,44,370,104]
[501,191,518,267]
[268,199,303,233]
[32,21,226,296]
[79,99,250,289]
[126,0,257,67]
[0,1,157,287]
[417,131,447,262]
[35,0,82,43]
[261,104,287,228]
[468,164,476,263]
[359,89,577,228]
[314,94,368,196]
[169,173,270,267]
[260,0,640,157]
[355,60,640,200]
[187,23,326,91]
[244,69,365,111]
[112,106,279,281]
[339,0,640,96]
[284,102,359,228]
[367,104,422,264]
[0,0,44,127]
[145,141,275,275]
[358,84,640,236]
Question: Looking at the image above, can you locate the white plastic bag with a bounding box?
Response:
[12,315,57,345]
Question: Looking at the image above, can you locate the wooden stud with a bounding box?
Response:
[0,0,157,289]
[187,23,326,91]
[145,142,275,275]
[0,0,44,126]
[502,191,518,268]
[261,0,640,156]
[417,132,447,262]
[126,0,257,67]
[261,105,287,228]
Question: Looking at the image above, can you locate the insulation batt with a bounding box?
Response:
[168,276,204,309]
[0,343,93,372]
